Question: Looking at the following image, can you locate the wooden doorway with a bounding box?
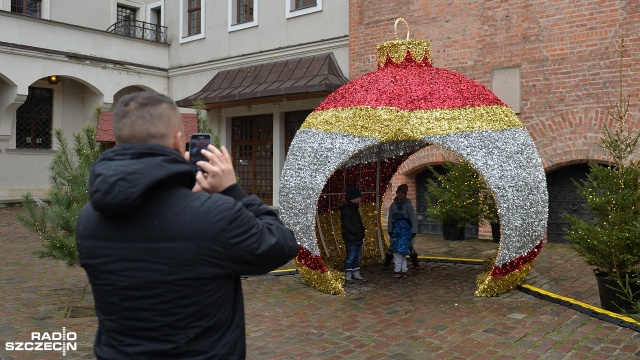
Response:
[232,114,273,205]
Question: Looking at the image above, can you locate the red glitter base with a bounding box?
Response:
[490,241,543,278]
[296,245,329,273]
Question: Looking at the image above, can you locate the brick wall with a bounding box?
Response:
[352,0,640,238]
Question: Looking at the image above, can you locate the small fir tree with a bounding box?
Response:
[18,107,107,266]
[193,99,221,148]
[563,39,640,281]
[425,161,484,228]
[192,99,237,181]
[425,160,499,238]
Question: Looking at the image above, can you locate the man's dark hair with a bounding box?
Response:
[113,91,182,145]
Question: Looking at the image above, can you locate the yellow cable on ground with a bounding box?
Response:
[270,268,297,274]
[418,256,485,263]
[519,284,640,325]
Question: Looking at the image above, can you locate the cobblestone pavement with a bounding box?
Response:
[1,206,639,359]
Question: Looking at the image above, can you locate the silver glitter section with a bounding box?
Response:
[342,140,425,167]
[424,128,548,266]
[280,130,424,255]
[280,127,548,267]
[279,129,378,255]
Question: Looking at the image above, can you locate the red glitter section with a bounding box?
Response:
[296,245,329,273]
[315,60,505,112]
[490,241,544,278]
[380,51,432,68]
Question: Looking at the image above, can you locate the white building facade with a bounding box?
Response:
[0,0,349,207]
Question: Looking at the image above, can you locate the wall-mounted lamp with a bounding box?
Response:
[48,75,58,85]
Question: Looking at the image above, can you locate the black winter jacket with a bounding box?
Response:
[76,144,298,360]
[339,201,365,245]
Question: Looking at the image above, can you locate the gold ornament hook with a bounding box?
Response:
[394,17,410,40]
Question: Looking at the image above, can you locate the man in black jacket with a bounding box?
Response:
[76,91,299,359]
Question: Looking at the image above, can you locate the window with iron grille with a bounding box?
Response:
[16,87,53,149]
[116,5,137,37]
[293,0,316,10]
[188,0,202,36]
[11,0,41,17]
[236,0,254,24]
[232,115,273,205]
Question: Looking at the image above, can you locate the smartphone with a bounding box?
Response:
[189,133,212,172]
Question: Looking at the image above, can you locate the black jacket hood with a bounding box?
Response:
[88,144,195,216]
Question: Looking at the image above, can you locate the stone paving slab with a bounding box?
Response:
[1,206,639,359]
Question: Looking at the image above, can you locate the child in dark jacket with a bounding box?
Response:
[339,186,367,283]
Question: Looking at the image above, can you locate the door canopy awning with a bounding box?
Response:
[176,53,348,109]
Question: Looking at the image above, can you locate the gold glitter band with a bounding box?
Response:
[377,39,432,67]
[475,263,532,297]
[303,106,524,141]
[295,259,346,295]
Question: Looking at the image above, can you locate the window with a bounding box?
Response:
[293,0,316,10]
[116,5,137,37]
[286,0,321,18]
[187,0,201,36]
[11,0,41,17]
[16,87,53,149]
[180,0,205,42]
[235,0,253,24]
[147,1,164,43]
[117,5,136,22]
[228,0,257,32]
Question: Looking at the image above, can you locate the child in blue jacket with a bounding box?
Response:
[386,184,419,278]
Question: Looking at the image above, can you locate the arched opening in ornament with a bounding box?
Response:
[314,153,412,270]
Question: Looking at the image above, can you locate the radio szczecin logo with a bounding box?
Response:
[5,327,77,356]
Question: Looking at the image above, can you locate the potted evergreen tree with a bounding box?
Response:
[563,40,640,313]
[426,160,500,241]
[425,161,482,240]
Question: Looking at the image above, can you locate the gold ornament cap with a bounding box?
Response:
[376,18,432,67]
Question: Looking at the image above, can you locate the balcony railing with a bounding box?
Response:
[106,20,167,44]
